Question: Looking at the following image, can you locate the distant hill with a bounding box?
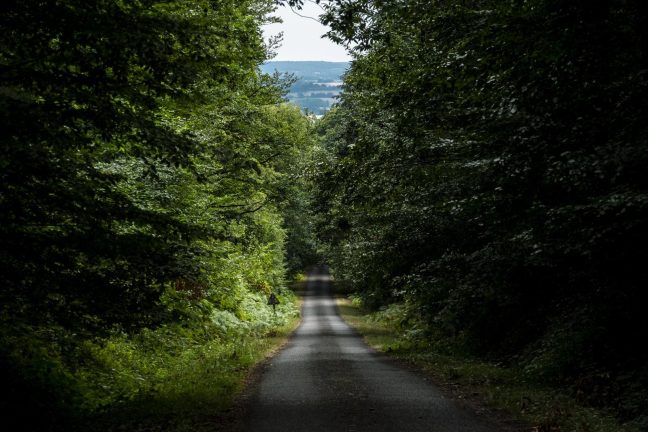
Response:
[261,61,349,116]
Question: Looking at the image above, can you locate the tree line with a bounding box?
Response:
[0,1,317,429]
[313,0,648,426]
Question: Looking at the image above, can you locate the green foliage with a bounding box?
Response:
[1,0,314,429]
[315,0,648,425]
[77,290,299,429]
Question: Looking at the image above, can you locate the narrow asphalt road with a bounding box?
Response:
[244,266,496,432]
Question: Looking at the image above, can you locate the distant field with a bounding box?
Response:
[260,61,350,116]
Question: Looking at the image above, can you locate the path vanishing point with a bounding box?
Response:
[244,266,498,432]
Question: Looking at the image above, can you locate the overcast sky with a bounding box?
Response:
[263,2,351,62]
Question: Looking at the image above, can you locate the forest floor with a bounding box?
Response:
[336,297,641,432]
[87,301,302,432]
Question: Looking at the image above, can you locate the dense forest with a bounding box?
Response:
[1,0,647,431]
[313,0,648,428]
[0,1,317,430]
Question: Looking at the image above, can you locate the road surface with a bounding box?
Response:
[244,266,495,432]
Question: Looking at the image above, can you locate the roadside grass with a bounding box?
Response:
[87,294,302,432]
[336,297,641,432]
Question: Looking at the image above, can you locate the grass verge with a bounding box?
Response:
[336,297,641,432]
[85,295,302,432]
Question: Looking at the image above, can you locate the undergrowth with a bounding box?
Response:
[1,290,300,432]
[85,290,300,431]
[337,296,643,432]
